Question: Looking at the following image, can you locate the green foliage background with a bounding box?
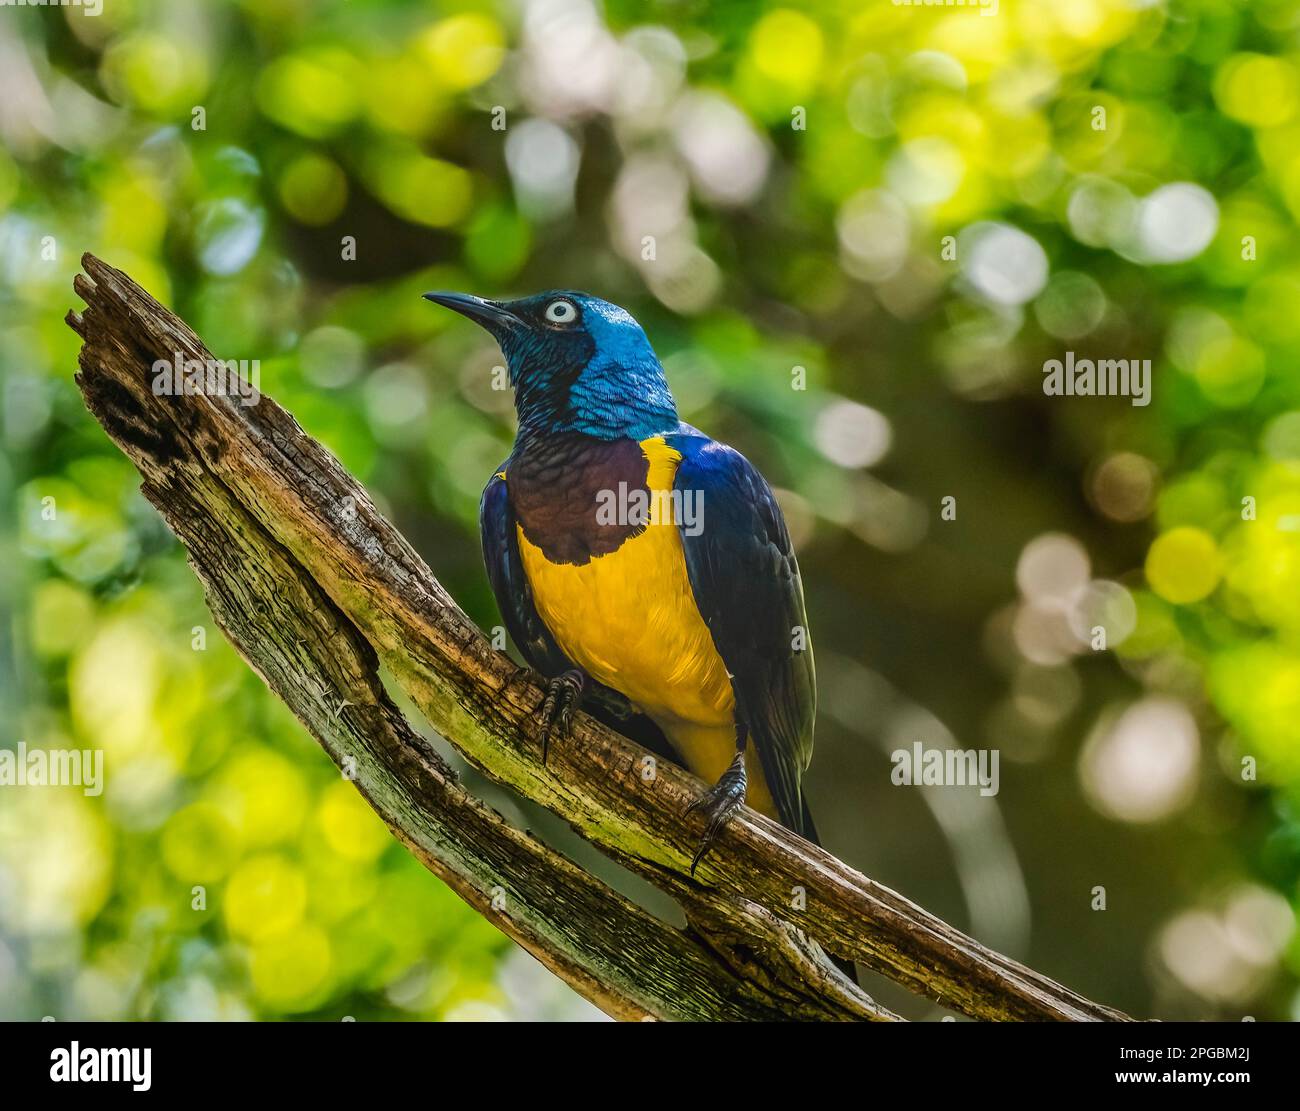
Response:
[2,0,1300,1020]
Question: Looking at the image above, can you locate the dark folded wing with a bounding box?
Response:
[668,433,816,836]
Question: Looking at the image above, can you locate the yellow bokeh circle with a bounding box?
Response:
[1146,527,1223,604]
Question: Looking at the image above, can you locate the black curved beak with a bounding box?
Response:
[423,291,522,335]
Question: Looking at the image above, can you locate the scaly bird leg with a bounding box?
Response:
[538,669,587,765]
[684,722,749,876]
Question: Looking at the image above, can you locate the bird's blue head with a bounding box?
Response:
[424,289,678,443]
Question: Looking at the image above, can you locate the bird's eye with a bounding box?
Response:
[544,299,577,324]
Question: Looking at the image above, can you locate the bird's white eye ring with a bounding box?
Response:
[544,299,577,324]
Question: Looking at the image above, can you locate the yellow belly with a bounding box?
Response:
[515,437,775,817]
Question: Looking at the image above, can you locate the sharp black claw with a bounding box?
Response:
[685,752,747,876]
[538,671,585,766]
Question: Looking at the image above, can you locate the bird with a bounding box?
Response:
[425,289,821,876]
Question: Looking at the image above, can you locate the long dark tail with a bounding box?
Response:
[799,795,860,985]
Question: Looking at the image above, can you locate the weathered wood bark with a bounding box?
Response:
[68,253,1131,1022]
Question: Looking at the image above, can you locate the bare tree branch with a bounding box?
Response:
[68,253,1130,1023]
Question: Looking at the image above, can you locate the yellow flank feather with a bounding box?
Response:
[515,436,776,818]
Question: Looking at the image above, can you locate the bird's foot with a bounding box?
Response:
[684,749,747,876]
[538,669,586,765]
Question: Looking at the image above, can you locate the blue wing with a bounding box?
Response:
[666,429,816,837]
[480,466,675,755]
